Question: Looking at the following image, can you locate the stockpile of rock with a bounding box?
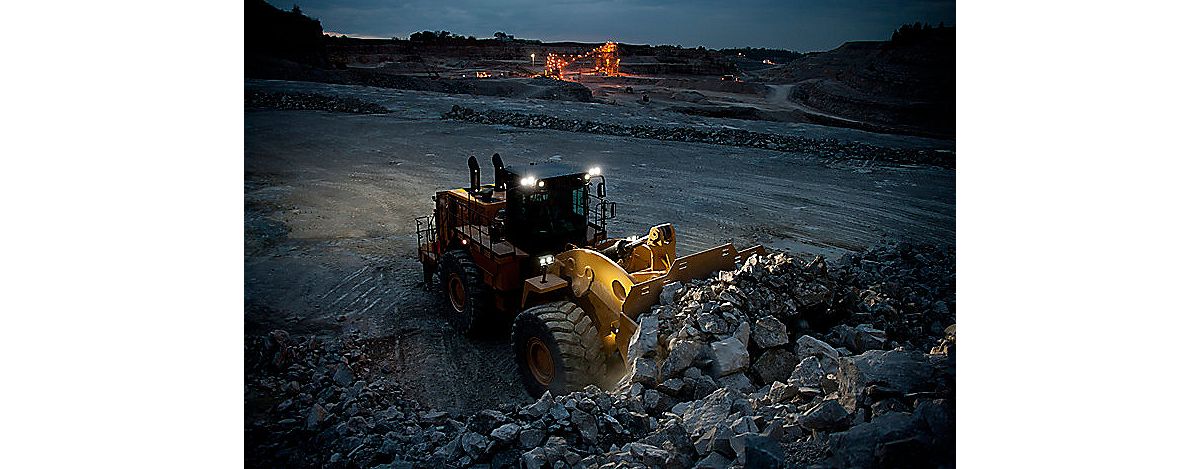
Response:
[442,106,954,168]
[245,243,954,468]
[831,243,956,352]
[245,90,392,114]
[618,245,955,467]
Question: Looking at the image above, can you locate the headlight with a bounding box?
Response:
[538,255,555,267]
[520,176,537,187]
[588,167,602,176]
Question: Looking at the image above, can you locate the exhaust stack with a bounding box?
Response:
[468,155,481,192]
[492,153,505,189]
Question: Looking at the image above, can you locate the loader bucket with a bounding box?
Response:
[527,223,764,366]
[611,243,764,361]
[621,242,766,318]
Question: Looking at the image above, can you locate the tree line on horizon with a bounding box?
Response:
[891,21,953,45]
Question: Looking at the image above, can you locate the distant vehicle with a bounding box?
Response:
[721,74,742,82]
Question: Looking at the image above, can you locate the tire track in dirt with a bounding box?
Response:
[388,303,530,411]
[301,255,530,412]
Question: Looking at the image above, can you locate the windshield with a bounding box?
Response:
[505,183,589,252]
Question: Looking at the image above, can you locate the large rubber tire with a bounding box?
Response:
[512,301,605,397]
[438,250,489,336]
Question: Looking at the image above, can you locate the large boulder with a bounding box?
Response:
[751,348,799,385]
[518,426,546,449]
[710,337,750,377]
[678,387,737,436]
[789,355,837,393]
[741,433,786,469]
[662,339,705,378]
[627,314,660,362]
[489,423,520,443]
[830,324,888,353]
[826,412,921,468]
[629,442,671,467]
[660,378,685,396]
[460,431,488,461]
[800,400,853,432]
[719,373,756,394]
[631,357,658,384]
[520,447,547,468]
[694,425,735,457]
[733,322,751,349]
[571,410,599,443]
[695,451,732,469]
[794,335,840,370]
[751,316,789,349]
[764,381,819,404]
[519,391,553,419]
[837,350,938,411]
[332,363,354,387]
[638,421,696,466]
[642,388,664,412]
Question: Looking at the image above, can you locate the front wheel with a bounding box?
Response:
[512,301,605,396]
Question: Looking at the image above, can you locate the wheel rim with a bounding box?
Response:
[447,273,466,313]
[526,337,555,386]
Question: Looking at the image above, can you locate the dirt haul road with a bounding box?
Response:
[244,79,954,412]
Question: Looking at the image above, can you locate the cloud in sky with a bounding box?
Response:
[270,0,954,52]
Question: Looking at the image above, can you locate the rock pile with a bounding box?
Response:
[245,90,392,114]
[245,243,955,468]
[442,106,954,169]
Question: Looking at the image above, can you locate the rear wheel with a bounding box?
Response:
[512,301,605,396]
[438,250,489,335]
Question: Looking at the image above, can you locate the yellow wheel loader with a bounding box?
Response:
[416,154,763,396]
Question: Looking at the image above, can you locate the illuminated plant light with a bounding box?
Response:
[543,42,620,79]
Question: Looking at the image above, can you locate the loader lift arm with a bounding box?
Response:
[523,223,765,365]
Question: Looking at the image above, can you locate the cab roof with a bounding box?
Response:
[504,160,587,179]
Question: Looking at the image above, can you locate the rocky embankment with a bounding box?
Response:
[245,90,392,114]
[246,243,955,468]
[442,106,954,169]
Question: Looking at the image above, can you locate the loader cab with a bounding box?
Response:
[415,154,613,294]
[498,162,605,255]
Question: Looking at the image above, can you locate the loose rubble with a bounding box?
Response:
[443,106,954,168]
[246,242,955,468]
[245,90,392,114]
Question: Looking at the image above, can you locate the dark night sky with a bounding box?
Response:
[268,0,955,52]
